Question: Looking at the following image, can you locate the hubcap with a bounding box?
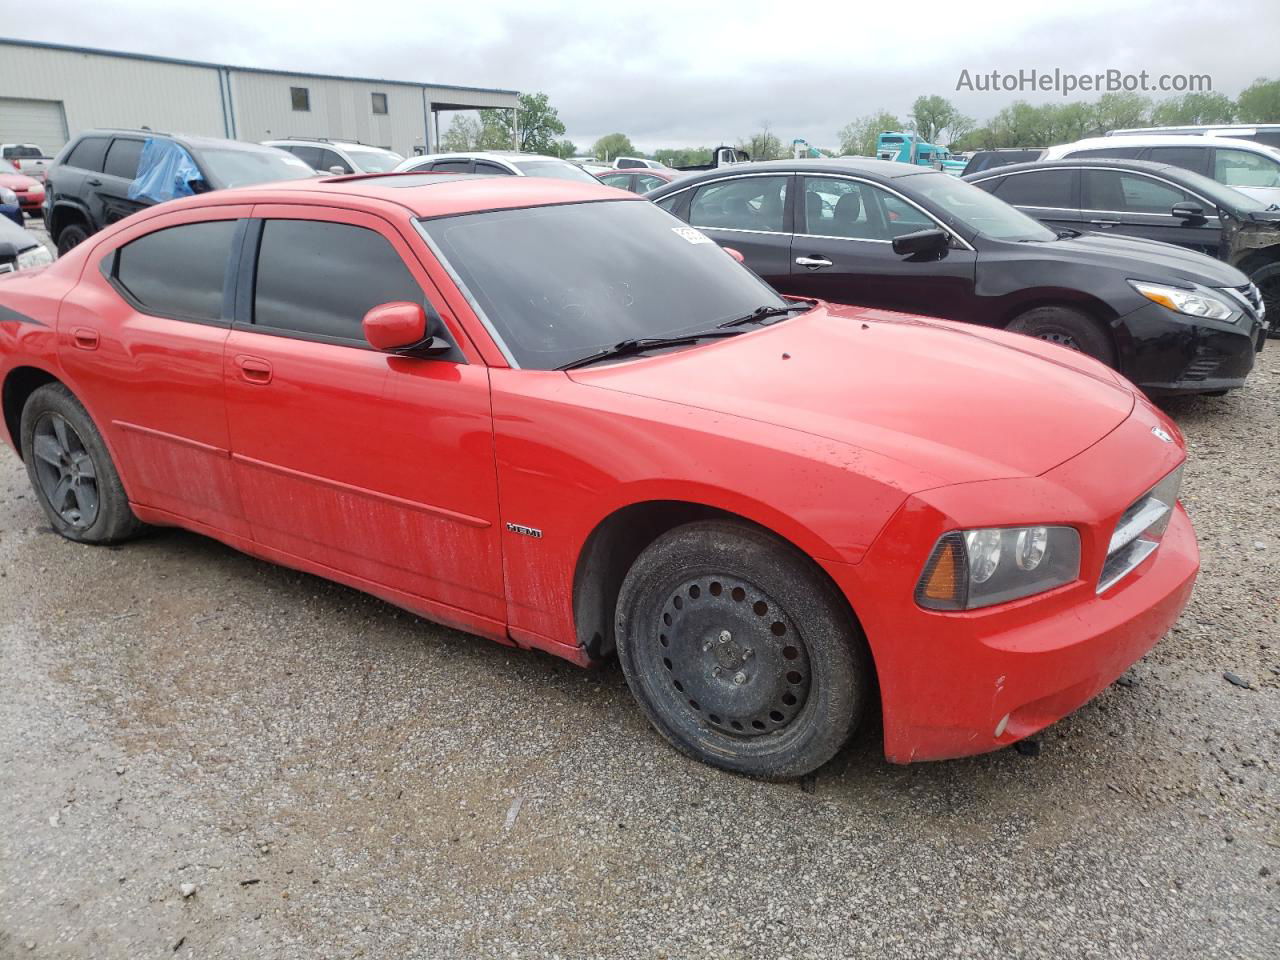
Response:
[31,413,99,529]
[652,575,811,737]
[1036,330,1081,352]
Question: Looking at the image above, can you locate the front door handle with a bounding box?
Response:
[235,355,273,384]
[1089,219,1120,227]
[72,327,99,350]
[86,177,103,187]
[795,256,833,269]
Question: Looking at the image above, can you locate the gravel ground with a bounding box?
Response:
[1,228,1277,957]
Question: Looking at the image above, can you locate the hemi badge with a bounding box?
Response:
[505,522,543,539]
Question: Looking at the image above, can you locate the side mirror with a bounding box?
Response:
[0,240,17,274]
[362,302,452,356]
[1171,201,1206,224]
[891,228,949,258]
[329,165,347,176]
[187,178,211,194]
[722,246,746,264]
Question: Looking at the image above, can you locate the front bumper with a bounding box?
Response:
[825,405,1198,763]
[1118,301,1264,396]
[17,191,44,212]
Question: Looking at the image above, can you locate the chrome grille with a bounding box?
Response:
[1099,466,1183,593]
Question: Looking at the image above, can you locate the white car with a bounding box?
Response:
[613,156,668,170]
[1,144,51,182]
[1043,135,1280,207]
[262,138,404,175]
[392,151,599,182]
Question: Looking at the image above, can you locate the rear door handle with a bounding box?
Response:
[235,355,273,384]
[1089,219,1120,227]
[72,327,99,350]
[86,177,103,187]
[795,256,833,269]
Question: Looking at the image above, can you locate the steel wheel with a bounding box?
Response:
[30,412,100,529]
[652,574,812,736]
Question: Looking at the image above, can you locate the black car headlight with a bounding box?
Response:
[1129,280,1238,323]
[916,526,1081,610]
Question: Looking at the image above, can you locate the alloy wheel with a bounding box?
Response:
[30,413,100,529]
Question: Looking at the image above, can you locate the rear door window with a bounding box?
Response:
[64,136,109,172]
[114,220,238,322]
[689,176,789,233]
[1084,170,1192,213]
[990,169,1076,208]
[1146,146,1209,175]
[103,138,145,180]
[253,219,424,342]
[599,173,633,190]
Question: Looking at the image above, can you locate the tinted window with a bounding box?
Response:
[991,169,1075,208]
[1147,146,1208,175]
[4,145,43,159]
[1083,170,1192,213]
[637,174,666,194]
[421,200,787,371]
[1067,147,1143,160]
[616,158,644,169]
[103,138,145,180]
[599,173,633,190]
[115,220,237,321]
[1214,148,1280,189]
[64,136,109,172]
[289,145,323,170]
[253,220,422,341]
[432,160,473,173]
[475,160,516,176]
[690,176,788,233]
[316,149,353,174]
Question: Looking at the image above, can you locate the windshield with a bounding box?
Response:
[345,148,404,173]
[3,146,43,159]
[196,147,316,188]
[420,200,789,370]
[907,171,1057,242]
[513,159,598,183]
[1169,166,1268,213]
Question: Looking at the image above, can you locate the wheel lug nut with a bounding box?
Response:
[703,640,713,652]
[742,649,754,660]
[712,666,722,678]
[719,630,731,643]
[733,672,747,685]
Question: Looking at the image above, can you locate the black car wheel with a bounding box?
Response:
[1007,305,1116,367]
[20,383,143,544]
[615,520,870,779]
[56,222,90,257]
[1252,262,1280,339]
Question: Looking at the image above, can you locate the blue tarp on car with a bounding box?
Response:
[128,139,203,204]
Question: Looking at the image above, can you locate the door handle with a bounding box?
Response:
[71,327,99,350]
[795,256,833,269]
[235,355,273,384]
[1089,219,1120,227]
[86,177,103,186]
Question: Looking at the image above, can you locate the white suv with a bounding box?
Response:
[1043,134,1280,207]
[392,151,598,182]
[262,138,404,175]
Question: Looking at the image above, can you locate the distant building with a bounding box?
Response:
[0,37,519,158]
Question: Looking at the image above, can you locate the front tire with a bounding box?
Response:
[1007,305,1116,367]
[55,222,90,257]
[20,383,143,544]
[1250,261,1280,339]
[615,520,870,779]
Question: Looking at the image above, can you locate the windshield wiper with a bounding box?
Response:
[557,330,744,371]
[717,302,812,328]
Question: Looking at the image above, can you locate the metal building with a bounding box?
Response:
[0,37,519,158]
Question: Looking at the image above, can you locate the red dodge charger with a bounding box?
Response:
[0,172,1198,777]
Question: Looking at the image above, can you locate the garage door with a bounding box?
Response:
[0,98,70,155]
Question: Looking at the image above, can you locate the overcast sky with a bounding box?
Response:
[16,0,1280,152]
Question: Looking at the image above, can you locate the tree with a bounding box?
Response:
[1236,78,1280,123]
[739,124,782,160]
[910,95,958,144]
[837,110,901,156]
[1092,92,1151,134]
[441,115,482,151]
[1151,92,1235,126]
[593,133,637,162]
[515,92,567,154]
[653,147,711,167]
[942,112,975,146]
[552,138,578,159]
[474,110,516,150]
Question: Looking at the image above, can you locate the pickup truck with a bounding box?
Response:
[2,144,52,182]
[674,145,750,172]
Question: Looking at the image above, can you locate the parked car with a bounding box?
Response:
[1041,135,1280,208]
[393,151,599,182]
[0,173,1197,777]
[1,161,46,218]
[595,168,681,194]
[44,129,315,255]
[1107,124,1280,150]
[1,143,52,182]
[262,138,403,174]
[0,185,20,227]
[613,157,668,170]
[645,158,1267,395]
[0,212,50,273]
[961,148,1046,177]
[964,158,1278,335]
[673,146,750,172]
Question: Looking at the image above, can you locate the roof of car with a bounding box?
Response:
[78,129,285,154]
[1049,134,1277,153]
[965,157,1189,179]
[410,151,565,162]
[658,157,939,184]
[265,139,398,152]
[217,171,640,218]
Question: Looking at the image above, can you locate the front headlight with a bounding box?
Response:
[916,525,1081,610]
[0,187,16,206]
[1129,280,1237,322]
[16,246,53,270]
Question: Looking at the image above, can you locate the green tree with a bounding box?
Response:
[739,124,782,160]
[441,115,482,151]
[593,133,637,162]
[1236,77,1280,122]
[1151,92,1236,126]
[475,109,515,150]
[515,92,568,154]
[551,138,578,159]
[910,95,958,144]
[837,110,901,156]
[653,147,710,167]
[1092,92,1151,134]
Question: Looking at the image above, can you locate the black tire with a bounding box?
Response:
[20,383,143,544]
[615,520,871,779]
[56,222,90,257]
[1250,261,1280,339]
[1007,305,1116,367]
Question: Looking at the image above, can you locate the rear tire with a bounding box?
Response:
[20,383,143,544]
[1007,305,1116,367]
[1250,261,1280,338]
[615,520,870,779]
[55,222,90,257]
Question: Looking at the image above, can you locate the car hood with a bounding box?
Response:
[568,303,1136,486]
[1026,232,1248,287]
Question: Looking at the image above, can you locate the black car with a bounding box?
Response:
[44,129,314,255]
[964,158,1279,334]
[645,158,1266,395]
[960,148,1045,177]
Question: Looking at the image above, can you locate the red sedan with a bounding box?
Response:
[0,173,1197,777]
[0,161,46,216]
[595,167,681,194]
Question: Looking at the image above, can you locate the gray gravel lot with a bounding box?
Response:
[1,225,1277,957]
